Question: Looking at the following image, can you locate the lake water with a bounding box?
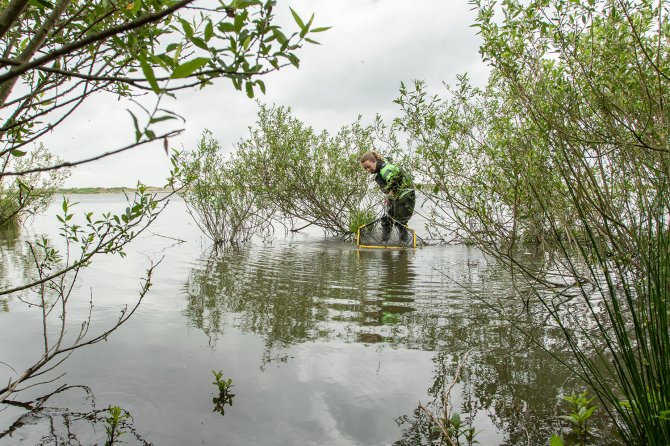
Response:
[0,194,596,445]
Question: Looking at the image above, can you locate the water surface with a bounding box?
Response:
[0,194,587,445]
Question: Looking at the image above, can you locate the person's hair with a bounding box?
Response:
[360,151,383,164]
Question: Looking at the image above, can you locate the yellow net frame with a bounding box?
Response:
[356,218,416,249]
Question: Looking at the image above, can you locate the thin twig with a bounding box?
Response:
[0,129,183,177]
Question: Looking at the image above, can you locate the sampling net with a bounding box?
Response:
[356,218,416,249]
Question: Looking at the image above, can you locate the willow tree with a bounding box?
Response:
[397,0,669,442]
[177,130,275,246]
[234,104,379,236]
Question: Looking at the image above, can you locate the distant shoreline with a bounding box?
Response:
[56,187,171,194]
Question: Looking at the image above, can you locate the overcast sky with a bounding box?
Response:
[45,0,489,188]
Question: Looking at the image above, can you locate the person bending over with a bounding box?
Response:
[360,151,415,243]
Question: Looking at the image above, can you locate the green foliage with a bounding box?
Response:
[211,370,235,415]
[0,0,327,405]
[177,130,273,246]
[394,78,567,249]
[0,0,325,153]
[395,0,670,442]
[234,104,378,236]
[549,434,565,446]
[104,405,130,446]
[0,144,69,227]
[212,370,233,393]
[409,0,670,443]
[348,208,376,234]
[435,411,479,445]
[0,177,172,400]
[557,391,596,445]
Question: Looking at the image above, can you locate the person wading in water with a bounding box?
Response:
[360,151,415,243]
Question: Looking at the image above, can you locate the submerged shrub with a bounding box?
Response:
[235,104,378,236]
[177,131,273,246]
[399,0,670,442]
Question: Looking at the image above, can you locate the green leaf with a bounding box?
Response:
[191,36,209,51]
[180,18,194,38]
[289,7,305,30]
[234,13,244,33]
[305,38,321,45]
[29,0,53,8]
[286,53,299,68]
[139,54,160,94]
[10,149,27,157]
[16,179,30,191]
[272,28,288,45]
[218,22,235,33]
[243,35,252,50]
[549,434,564,446]
[150,115,177,124]
[204,21,214,41]
[171,57,209,78]
[245,81,254,98]
[127,110,141,142]
[311,26,331,33]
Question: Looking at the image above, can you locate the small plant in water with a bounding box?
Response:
[434,412,478,445]
[549,434,565,446]
[104,405,130,446]
[212,370,235,415]
[348,209,377,235]
[551,391,596,446]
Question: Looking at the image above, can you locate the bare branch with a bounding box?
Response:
[0,0,29,40]
[0,129,183,178]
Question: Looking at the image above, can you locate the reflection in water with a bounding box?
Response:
[0,195,624,444]
[0,385,150,445]
[184,244,425,350]
[182,241,599,444]
[0,227,31,312]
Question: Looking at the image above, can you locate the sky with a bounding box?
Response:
[43,0,490,188]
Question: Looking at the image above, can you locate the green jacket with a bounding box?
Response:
[374,161,414,200]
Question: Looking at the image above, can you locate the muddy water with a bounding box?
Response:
[1,194,580,445]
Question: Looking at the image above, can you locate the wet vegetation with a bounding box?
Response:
[176,105,391,242]
[1,0,669,444]
[176,0,670,442]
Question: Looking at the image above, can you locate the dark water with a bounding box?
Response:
[0,194,583,445]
